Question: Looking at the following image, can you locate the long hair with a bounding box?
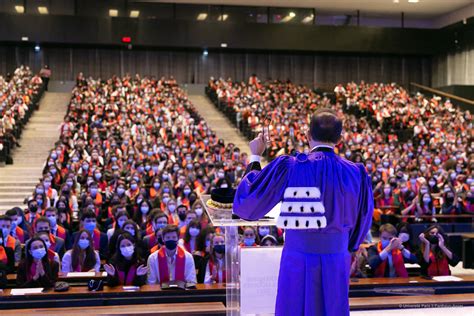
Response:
[71,229,97,271]
[420,224,448,260]
[111,232,143,270]
[184,219,201,243]
[209,233,225,264]
[22,237,53,278]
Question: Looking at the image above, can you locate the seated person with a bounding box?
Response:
[179,210,198,238]
[417,225,460,277]
[33,216,65,257]
[203,233,226,284]
[5,209,28,243]
[368,224,418,277]
[179,219,201,253]
[76,211,108,259]
[0,215,22,264]
[0,241,15,275]
[350,245,369,278]
[109,220,147,260]
[17,237,59,288]
[36,231,60,266]
[147,225,197,285]
[44,207,70,249]
[107,211,129,241]
[260,234,278,247]
[61,229,101,273]
[143,211,168,251]
[240,226,259,247]
[104,232,148,286]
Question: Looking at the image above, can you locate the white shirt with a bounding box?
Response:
[204,257,225,284]
[61,249,101,273]
[147,246,197,285]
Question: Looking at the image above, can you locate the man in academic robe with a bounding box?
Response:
[234,108,374,316]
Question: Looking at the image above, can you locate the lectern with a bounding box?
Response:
[201,195,282,316]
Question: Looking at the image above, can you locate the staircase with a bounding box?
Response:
[0,92,70,213]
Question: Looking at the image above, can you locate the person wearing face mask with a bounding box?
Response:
[240,227,258,248]
[61,229,100,273]
[464,183,474,214]
[179,211,198,238]
[368,224,417,278]
[147,225,197,285]
[17,237,58,288]
[44,207,69,247]
[42,177,58,207]
[203,234,226,284]
[0,215,21,267]
[107,211,129,241]
[149,176,161,201]
[5,208,28,244]
[105,233,148,287]
[175,205,188,229]
[76,211,108,259]
[134,200,153,230]
[179,220,201,253]
[374,184,399,224]
[126,180,141,204]
[418,225,459,277]
[36,231,60,266]
[33,216,66,258]
[191,202,209,229]
[144,211,169,249]
[440,190,462,216]
[415,193,437,222]
[25,199,41,233]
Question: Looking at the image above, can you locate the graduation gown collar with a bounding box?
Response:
[310,145,334,153]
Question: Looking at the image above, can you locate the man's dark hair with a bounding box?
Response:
[80,210,97,221]
[309,108,343,144]
[0,215,12,222]
[5,209,17,217]
[162,224,179,238]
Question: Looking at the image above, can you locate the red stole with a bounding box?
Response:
[146,224,153,236]
[150,244,160,254]
[93,229,101,251]
[427,251,450,276]
[47,249,56,262]
[56,226,66,240]
[374,241,408,278]
[15,227,25,243]
[0,246,7,264]
[5,235,16,250]
[209,258,226,283]
[157,246,186,284]
[118,264,137,285]
[49,234,56,251]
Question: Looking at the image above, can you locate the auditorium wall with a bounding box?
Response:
[432,46,474,88]
[0,45,432,89]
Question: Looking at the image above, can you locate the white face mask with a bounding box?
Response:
[195,207,203,217]
[120,245,135,257]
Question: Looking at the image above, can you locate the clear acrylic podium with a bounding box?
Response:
[201,195,280,316]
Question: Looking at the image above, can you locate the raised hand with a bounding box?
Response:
[104,264,116,276]
[136,264,148,276]
[249,133,266,156]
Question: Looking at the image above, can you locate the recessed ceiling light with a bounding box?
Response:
[15,5,24,14]
[203,49,209,56]
[220,43,227,48]
[109,9,118,17]
[130,10,140,18]
[38,6,48,14]
[393,0,399,3]
[289,12,296,18]
[34,45,40,52]
[218,14,228,21]
[302,14,314,24]
[21,37,29,41]
[197,13,208,21]
[408,0,419,3]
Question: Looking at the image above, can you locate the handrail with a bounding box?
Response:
[410,82,474,105]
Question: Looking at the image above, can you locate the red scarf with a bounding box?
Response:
[209,258,226,283]
[48,234,56,251]
[0,246,7,264]
[47,249,56,262]
[118,264,137,285]
[157,246,186,284]
[427,251,450,276]
[93,229,101,251]
[374,241,408,278]
[56,225,66,241]
[15,226,25,243]
[5,235,16,250]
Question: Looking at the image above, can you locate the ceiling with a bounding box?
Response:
[142,0,474,18]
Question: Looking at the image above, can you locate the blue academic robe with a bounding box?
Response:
[234,148,374,316]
